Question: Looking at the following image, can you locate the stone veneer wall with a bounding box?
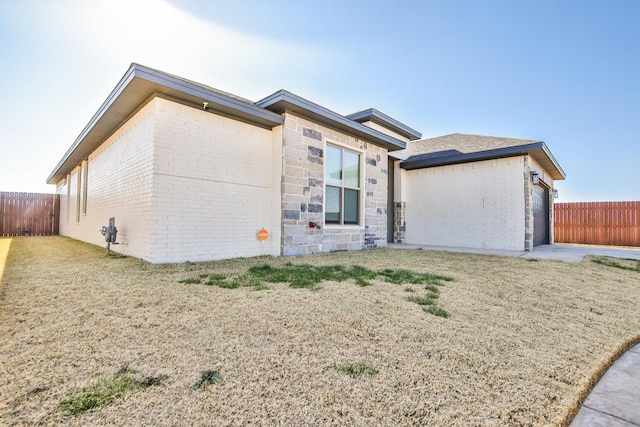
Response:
[280,112,388,256]
[523,156,534,251]
[393,201,406,243]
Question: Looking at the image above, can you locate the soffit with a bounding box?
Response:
[256,90,407,151]
[346,108,422,141]
[47,64,283,184]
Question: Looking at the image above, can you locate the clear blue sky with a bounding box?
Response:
[1,0,638,202]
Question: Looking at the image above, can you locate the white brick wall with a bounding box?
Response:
[57,97,281,263]
[58,99,156,259]
[404,156,527,251]
[150,97,279,263]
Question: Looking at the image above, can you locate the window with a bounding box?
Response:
[66,174,71,224]
[75,168,81,223]
[325,144,360,224]
[81,160,88,215]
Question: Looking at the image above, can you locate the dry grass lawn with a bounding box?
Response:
[0,236,639,426]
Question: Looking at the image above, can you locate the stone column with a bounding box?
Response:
[523,158,534,251]
[393,201,406,243]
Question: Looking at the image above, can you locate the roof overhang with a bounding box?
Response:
[346,108,422,141]
[256,90,406,151]
[47,64,284,184]
[400,142,566,180]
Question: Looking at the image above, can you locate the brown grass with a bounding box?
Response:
[0,236,639,426]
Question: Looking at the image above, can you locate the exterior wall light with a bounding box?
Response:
[530,171,540,185]
[553,188,559,198]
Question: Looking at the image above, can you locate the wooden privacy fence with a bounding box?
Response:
[0,192,60,237]
[554,201,640,247]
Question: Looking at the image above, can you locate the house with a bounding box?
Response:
[47,64,565,263]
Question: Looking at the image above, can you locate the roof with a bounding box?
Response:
[401,133,566,180]
[47,63,284,184]
[256,91,407,151]
[48,64,411,184]
[345,108,422,141]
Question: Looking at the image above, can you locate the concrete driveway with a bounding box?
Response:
[388,242,640,263]
[524,244,640,262]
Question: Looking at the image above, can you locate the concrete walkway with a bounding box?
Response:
[569,344,640,427]
[388,242,640,426]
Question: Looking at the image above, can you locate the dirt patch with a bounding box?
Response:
[0,236,639,426]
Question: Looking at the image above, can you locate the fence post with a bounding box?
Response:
[0,192,4,236]
[53,194,60,235]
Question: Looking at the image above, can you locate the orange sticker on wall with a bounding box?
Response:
[257,228,269,241]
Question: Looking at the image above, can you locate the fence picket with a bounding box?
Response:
[0,192,60,237]
[554,201,640,247]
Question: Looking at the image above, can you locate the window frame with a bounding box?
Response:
[81,160,88,215]
[324,143,363,226]
[66,174,71,224]
[75,168,81,223]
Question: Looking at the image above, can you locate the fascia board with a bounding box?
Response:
[47,64,283,184]
[346,108,422,141]
[538,142,566,179]
[134,65,282,126]
[400,143,540,169]
[46,65,138,184]
[401,141,566,180]
[257,90,406,151]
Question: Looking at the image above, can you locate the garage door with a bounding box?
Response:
[532,185,549,246]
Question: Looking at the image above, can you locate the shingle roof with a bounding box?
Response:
[410,133,539,156]
[402,133,566,180]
